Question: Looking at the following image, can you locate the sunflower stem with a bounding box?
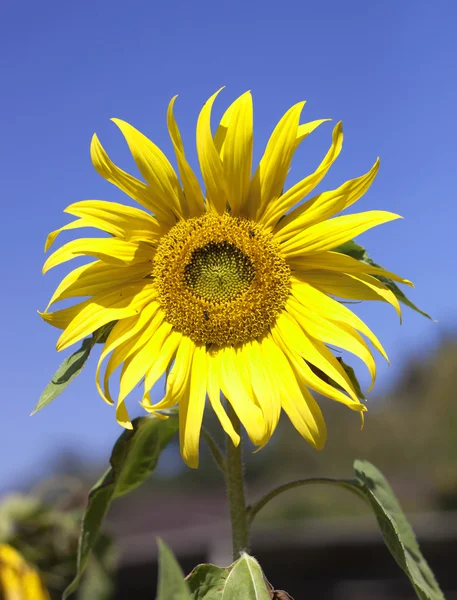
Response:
[224,404,250,559]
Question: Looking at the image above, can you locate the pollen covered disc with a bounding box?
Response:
[153,213,290,346]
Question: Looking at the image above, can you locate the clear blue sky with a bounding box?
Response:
[1,0,455,489]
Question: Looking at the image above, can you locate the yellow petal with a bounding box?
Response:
[271,324,361,409]
[152,336,196,411]
[196,88,228,214]
[262,122,343,228]
[290,278,388,361]
[264,335,327,449]
[39,299,90,330]
[55,281,156,351]
[119,322,173,403]
[66,200,161,238]
[288,250,413,286]
[206,349,240,447]
[167,96,205,217]
[180,344,208,468]
[299,270,402,320]
[248,101,305,220]
[274,157,379,242]
[218,92,254,216]
[273,311,359,402]
[45,260,152,310]
[143,330,182,395]
[295,119,331,146]
[280,211,402,258]
[102,308,164,404]
[287,297,377,389]
[91,132,168,219]
[43,237,153,274]
[218,345,267,446]
[96,302,161,404]
[244,338,281,441]
[111,118,185,222]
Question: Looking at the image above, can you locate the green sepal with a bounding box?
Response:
[187,554,270,600]
[353,460,443,600]
[32,337,94,416]
[333,241,431,319]
[156,539,192,600]
[34,324,116,416]
[63,413,179,599]
[337,358,366,400]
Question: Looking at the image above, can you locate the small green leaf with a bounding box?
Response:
[353,460,444,600]
[187,564,230,599]
[224,554,270,600]
[187,554,270,600]
[156,539,191,600]
[334,240,431,319]
[337,358,366,400]
[63,414,179,599]
[32,338,94,415]
[333,240,366,260]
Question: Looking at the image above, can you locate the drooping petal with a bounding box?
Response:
[287,297,377,389]
[273,311,360,403]
[264,334,327,449]
[96,302,161,404]
[273,157,379,242]
[167,96,205,217]
[271,324,362,409]
[243,338,281,441]
[288,250,412,286]
[151,336,196,411]
[247,101,305,220]
[43,237,153,274]
[180,343,208,468]
[196,88,228,214]
[142,330,183,396]
[218,345,267,446]
[112,118,186,222]
[290,278,388,360]
[280,211,402,258]
[118,322,173,403]
[206,349,240,446]
[298,270,402,319]
[261,122,343,228]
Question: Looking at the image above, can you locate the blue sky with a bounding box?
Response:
[1,1,456,489]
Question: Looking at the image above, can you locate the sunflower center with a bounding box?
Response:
[184,242,255,303]
[153,213,290,346]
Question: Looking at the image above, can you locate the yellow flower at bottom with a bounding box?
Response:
[0,545,50,600]
[41,90,412,467]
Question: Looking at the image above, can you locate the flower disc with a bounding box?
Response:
[153,212,291,346]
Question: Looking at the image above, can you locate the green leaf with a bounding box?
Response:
[334,240,432,320]
[156,539,191,600]
[353,460,444,600]
[78,534,117,600]
[333,240,366,260]
[63,414,179,599]
[32,338,94,415]
[187,564,230,599]
[337,358,366,400]
[187,554,270,600]
[364,257,432,320]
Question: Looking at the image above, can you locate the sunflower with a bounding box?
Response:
[41,90,411,467]
[0,545,50,600]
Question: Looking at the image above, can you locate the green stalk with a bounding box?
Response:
[224,403,250,559]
